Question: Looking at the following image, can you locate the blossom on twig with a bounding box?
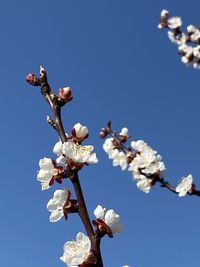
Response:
[103,137,128,170]
[72,122,89,142]
[102,123,166,193]
[176,174,193,197]
[128,140,166,193]
[62,141,98,165]
[47,189,69,222]
[60,232,92,266]
[93,205,123,237]
[37,157,63,190]
[158,9,200,69]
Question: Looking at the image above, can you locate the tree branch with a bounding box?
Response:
[101,121,200,198]
[27,66,104,267]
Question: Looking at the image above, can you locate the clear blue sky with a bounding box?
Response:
[1,1,200,267]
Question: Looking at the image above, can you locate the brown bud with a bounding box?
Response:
[26,73,40,86]
[99,131,106,138]
[58,87,72,102]
[99,128,108,139]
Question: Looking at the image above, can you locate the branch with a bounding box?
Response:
[100,121,200,197]
[158,9,200,69]
[26,67,104,267]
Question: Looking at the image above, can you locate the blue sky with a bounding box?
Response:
[1,1,200,267]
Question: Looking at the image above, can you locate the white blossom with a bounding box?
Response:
[103,137,115,158]
[167,16,182,29]
[128,140,166,193]
[60,232,91,266]
[178,44,193,57]
[167,31,178,44]
[193,46,200,58]
[187,24,196,33]
[37,157,55,190]
[129,140,165,176]
[131,140,146,152]
[112,150,128,171]
[190,29,200,42]
[135,175,152,193]
[167,31,187,45]
[103,138,128,170]
[181,56,189,64]
[94,205,122,234]
[161,9,169,17]
[46,189,68,222]
[62,141,98,164]
[73,122,88,139]
[176,174,193,197]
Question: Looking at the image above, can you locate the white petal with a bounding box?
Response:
[73,123,88,138]
[37,169,52,181]
[49,210,64,222]
[53,141,63,156]
[46,198,58,212]
[94,205,106,219]
[41,180,51,190]
[56,155,67,167]
[105,209,122,234]
[76,232,91,252]
[39,157,54,170]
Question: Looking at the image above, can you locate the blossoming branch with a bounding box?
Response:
[100,121,200,197]
[158,9,200,69]
[26,67,125,267]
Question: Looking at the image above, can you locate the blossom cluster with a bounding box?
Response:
[37,122,98,190]
[103,126,194,196]
[103,127,129,171]
[36,122,100,266]
[60,205,123,266]
[37,122,125,266]
[128,140,166,193]
[158,9,200,69]
[103,128,165,193]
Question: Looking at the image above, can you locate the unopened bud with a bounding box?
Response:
[72,122,89,141]
[99,128,108,139]
[58,87,72,102]
[119,127,129,138]
[26,73,40,86]
[161,9,169,17]
[99,131,107,139]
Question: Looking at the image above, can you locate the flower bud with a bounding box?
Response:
[58,87,72,102]
[99,131,107,139]
[26,73,40,86]
[99,128,108,139]
[119,127,129,143]
[119,127,129,137]
[72,122,89,141]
